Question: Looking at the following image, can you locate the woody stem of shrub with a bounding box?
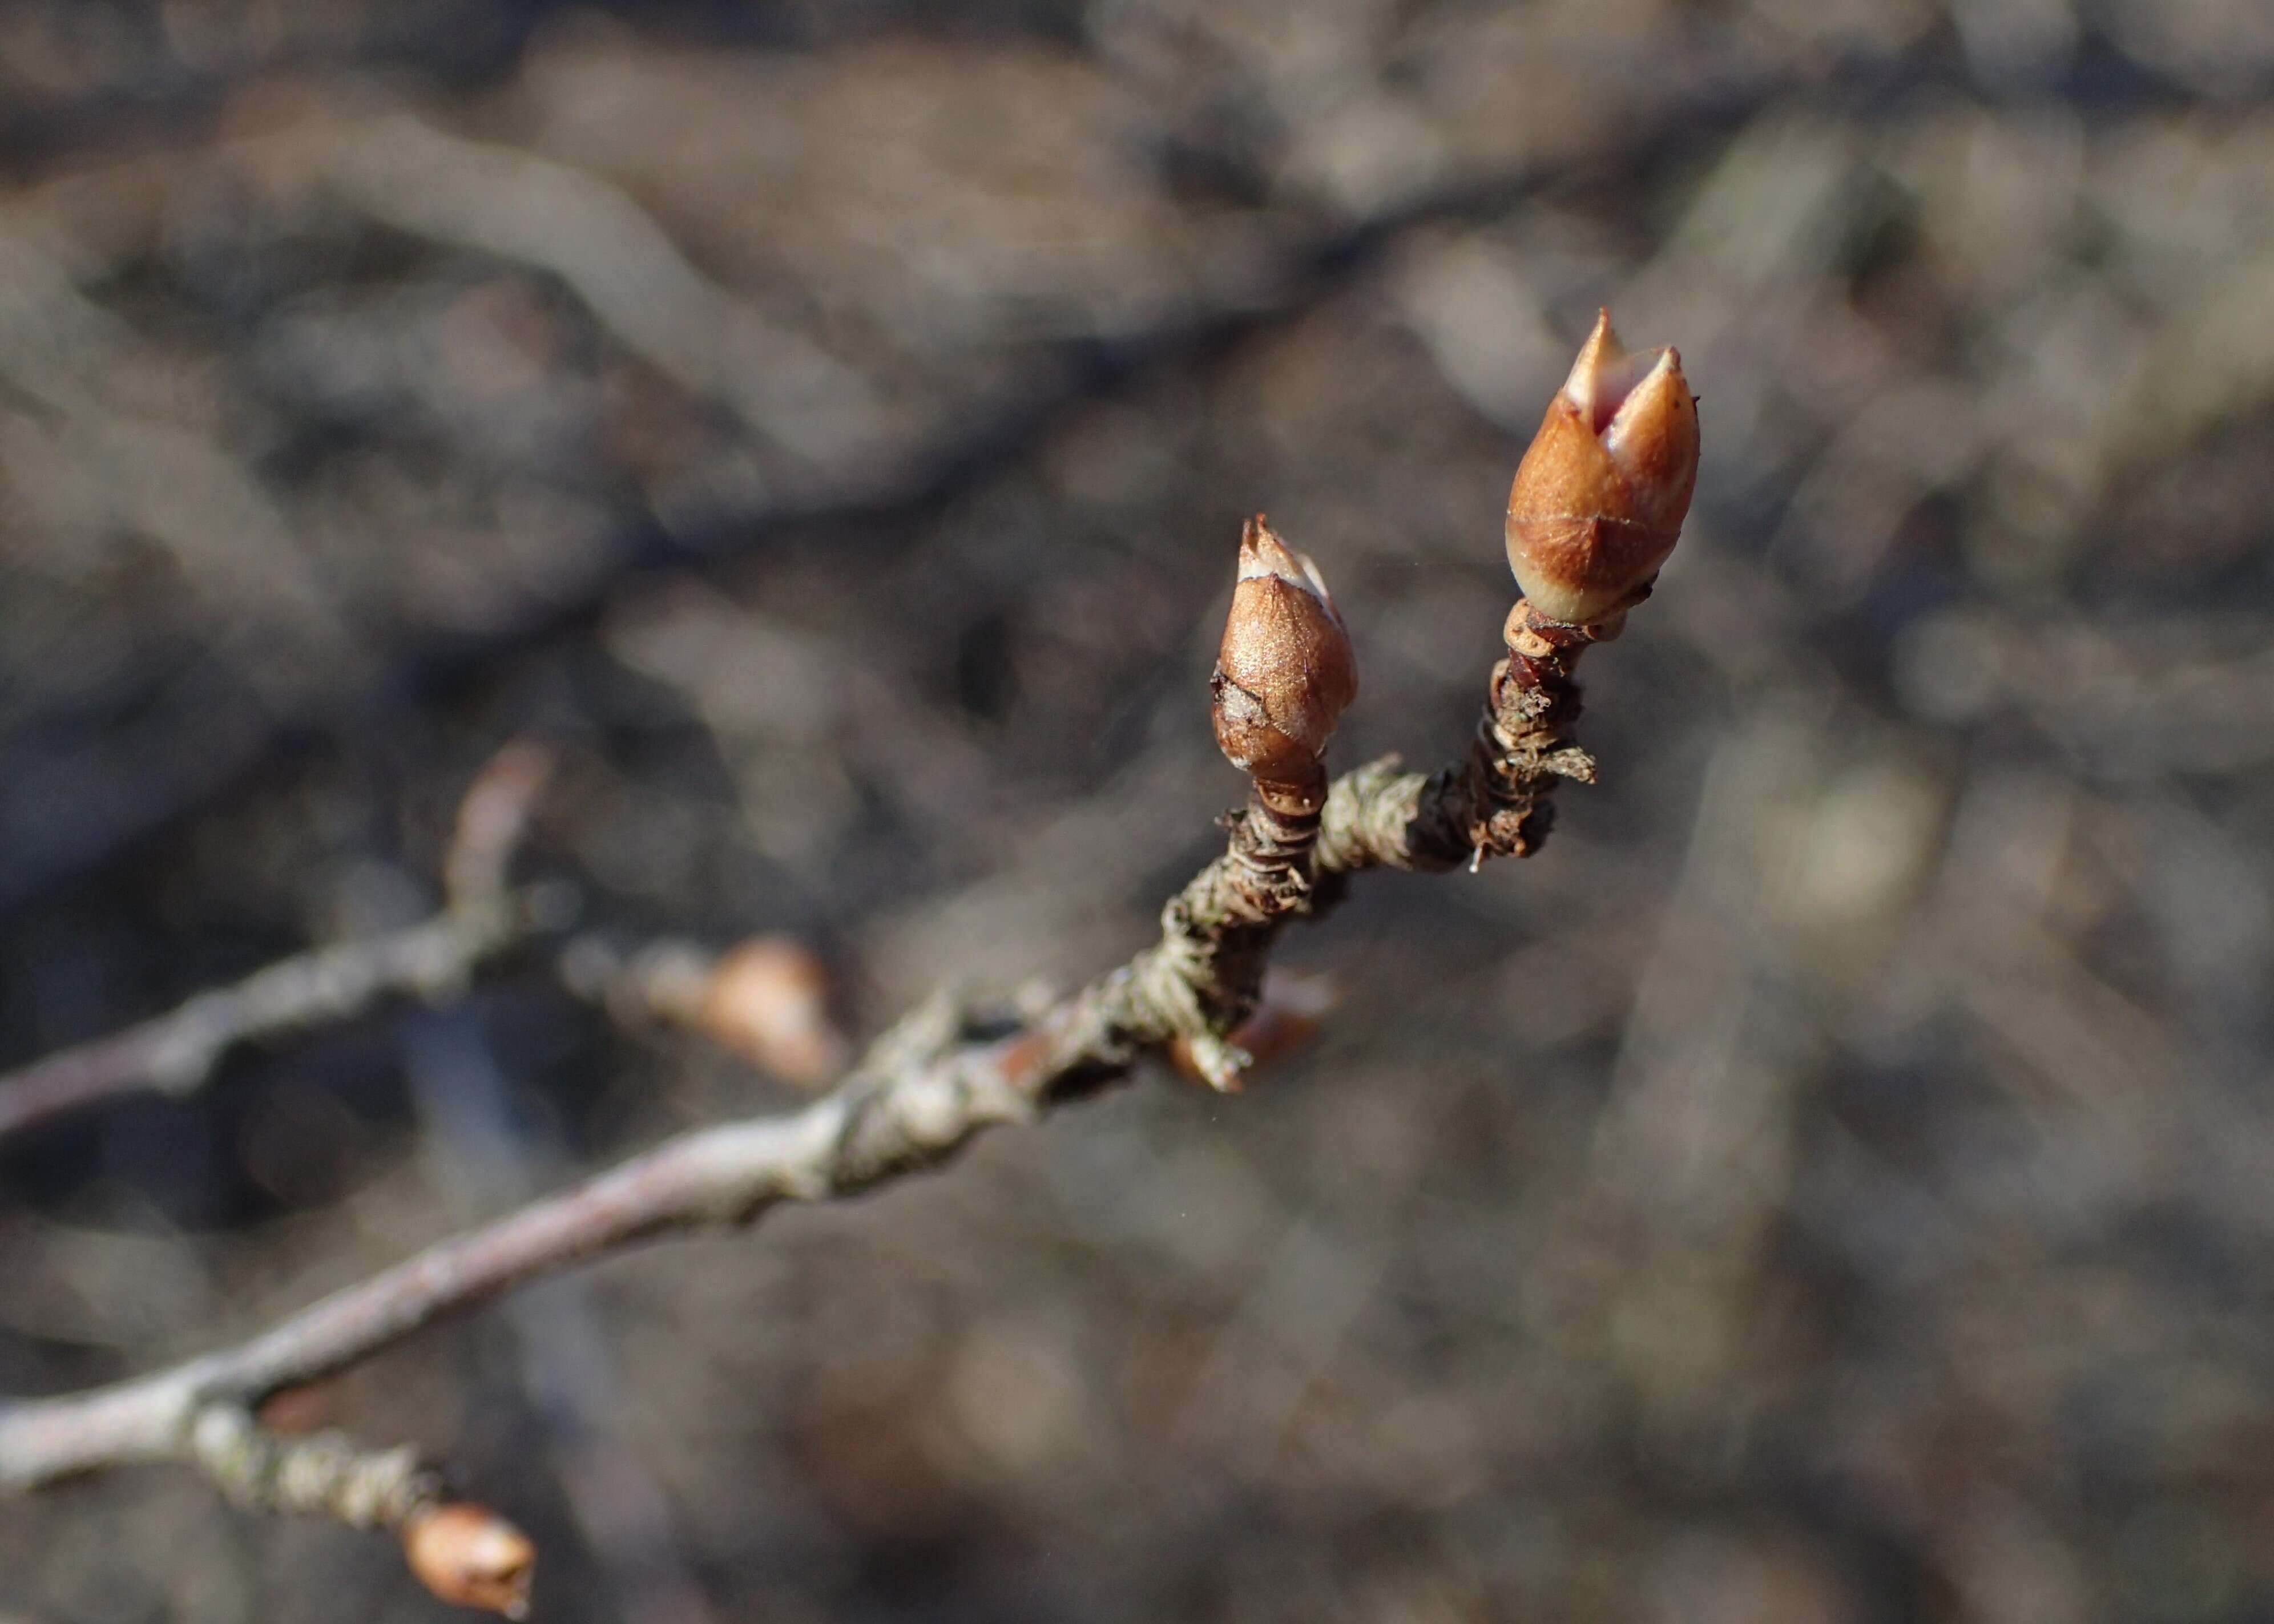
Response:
[0,593,1630,1517]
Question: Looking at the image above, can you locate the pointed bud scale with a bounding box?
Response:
[1211,516,1358,797]
[403,1502,536,1618]
[1504,309,1699,625]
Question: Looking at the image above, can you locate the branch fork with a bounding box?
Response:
[0,309,1701,1618]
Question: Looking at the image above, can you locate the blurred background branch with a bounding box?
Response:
[6,1,2274,1619]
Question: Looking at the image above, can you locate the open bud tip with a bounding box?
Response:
[1506,308,1699,625]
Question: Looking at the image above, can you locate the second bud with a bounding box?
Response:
[1211,515,1358,811]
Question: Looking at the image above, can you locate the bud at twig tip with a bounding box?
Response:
[697,935,848,1088]
[403,1502,536,1618]
[1505,308,1699,626]
[1211,516,1358,793]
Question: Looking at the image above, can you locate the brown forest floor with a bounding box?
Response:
[5,3,2274,1619]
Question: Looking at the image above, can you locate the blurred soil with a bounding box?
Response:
[6,2,2274,1619]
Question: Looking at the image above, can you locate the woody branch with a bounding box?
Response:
[0,748,555,1146]
[0,748,855,1148]
[0,734,1554,1484]
[0,310,1696,1615]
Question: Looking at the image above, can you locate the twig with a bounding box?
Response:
[0,631,1584,1494]
[0,289,1691,1608]
[0,741,859,1149]
[0,571,1638,1624]
[0,907,531,1146]
[404,1006,722,1624]
[185,1403,533,1617]
[0,746,557,1150]
[186,1402,438,1529]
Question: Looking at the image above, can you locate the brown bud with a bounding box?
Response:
[402,1502,535,1618]
[1504,308,1699,625]
[254,1376,341,1437]
[696,935,848,1089]
[1211,516,1358,796]
[1168,967,1341,1084]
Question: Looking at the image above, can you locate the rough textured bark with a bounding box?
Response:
[0,595,1608,1496]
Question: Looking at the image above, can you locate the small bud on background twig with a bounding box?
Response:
[696,936,849,1088]
[403,1502,537,1619]
[253,1378,342,1437]
[1211,516,1358,814]
[1504,309,1698,627]
[558,933,849,1088]
[1168,967,1341,1085]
